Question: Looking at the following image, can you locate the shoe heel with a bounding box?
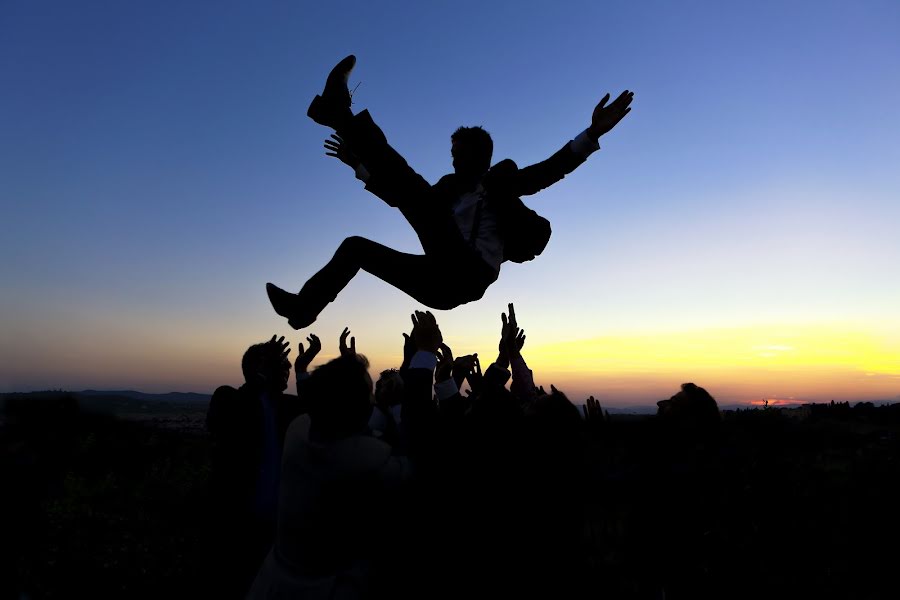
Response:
[307,95,326,124]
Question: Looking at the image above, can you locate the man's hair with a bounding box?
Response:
[241,343,268,382]
[452,126,493,166]
[306,354,372,437]
[657,382,721,426]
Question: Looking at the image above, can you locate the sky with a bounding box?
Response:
[2,0,899,406]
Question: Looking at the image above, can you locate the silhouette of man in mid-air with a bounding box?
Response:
[267,55,633,329]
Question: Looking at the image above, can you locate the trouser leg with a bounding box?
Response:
[298,236,495,315]
[339,110,431,199]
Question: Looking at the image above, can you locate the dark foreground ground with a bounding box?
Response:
[1,392,898,599]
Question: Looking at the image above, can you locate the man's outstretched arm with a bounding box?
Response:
[512,90,634,197]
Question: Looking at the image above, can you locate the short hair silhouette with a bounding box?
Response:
[657,382,720,426]
[452,125,493,174]
[375,368,404,406]
[241,340,290,391]
[306,354,372,438]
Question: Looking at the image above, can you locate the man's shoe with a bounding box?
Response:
[266,283,316,330]
[307,54,356,128]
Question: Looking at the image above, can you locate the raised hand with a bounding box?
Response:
[295,333,321,373]
[466,354,483,396]
[504,302,525,359]
[436,343,454,382]
[582,395,606,429]
[401,326,416,371]
[588,90,634,140]
[452,354,477,389]
[339,327,356,357]
[268,335,291,361]
[497,311,511,368]
[514,329,526,353]
[497,303,524,366]
[323,134,361,169]
[411,310,443,353]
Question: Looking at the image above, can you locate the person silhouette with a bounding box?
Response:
[204,335,305,597]
[267,55,633,329]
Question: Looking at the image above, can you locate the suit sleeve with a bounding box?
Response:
[511,130,601,197]
[511,144,586,197]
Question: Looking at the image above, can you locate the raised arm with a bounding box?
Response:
[509,90,634,197]
[294,333,321,399]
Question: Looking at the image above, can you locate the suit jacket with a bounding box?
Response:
[365,142,589,263]
[206,385,307,516]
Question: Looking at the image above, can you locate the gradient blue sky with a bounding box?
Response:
[2,1,899,404]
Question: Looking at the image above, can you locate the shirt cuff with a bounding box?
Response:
[434,378,459,401]
[569,129,600,159]
[354,163,371,182]
[409,351,437,371]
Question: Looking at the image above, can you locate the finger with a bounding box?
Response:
[350,337,356,352]
[597,93,610,109]
[501,312,508,328]
[583,405,589,419]
[508,302,516,322]
[298,343,305,355]
[330,133,343,143]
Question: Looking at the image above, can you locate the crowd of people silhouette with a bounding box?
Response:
[206,302,723,599]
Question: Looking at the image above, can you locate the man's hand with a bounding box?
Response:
[503,303,526,360]
[466,354,483,396]
[411,310,443,354]
[496,303,521,367]
[294,333,321,374]
[401,328,416,370]
[583,395,606,429]
[268,334,291,360]
[436,343,454,383]
[588,90,634,141]
[324,134,361,169]
[452,354,477,389]
[339,327,356,357]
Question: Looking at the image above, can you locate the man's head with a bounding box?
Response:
[656,382,720,426]
[375,368,404,408]
[451,126,493,180]
[242,339,291,392]
[306,354,373,439]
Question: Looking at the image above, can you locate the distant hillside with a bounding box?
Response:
[0,390,210,421]
[78,390,211,403]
